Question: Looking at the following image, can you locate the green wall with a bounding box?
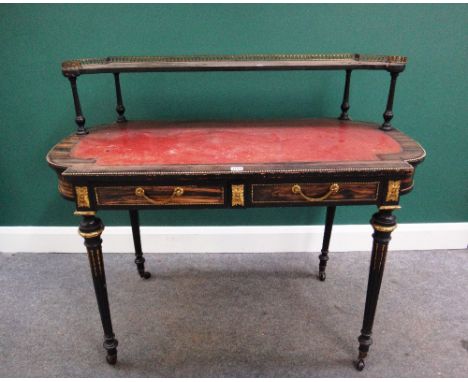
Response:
[1,4,467,226]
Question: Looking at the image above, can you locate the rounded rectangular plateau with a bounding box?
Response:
[46,118,425,180]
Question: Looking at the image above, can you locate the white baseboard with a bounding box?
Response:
[0,223,466,253]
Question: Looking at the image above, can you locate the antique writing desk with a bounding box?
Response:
[47,54,425,371]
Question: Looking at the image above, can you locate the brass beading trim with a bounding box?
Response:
[67,167,411,177]
[379,205,401,211]
[74,210,96,216]
[372,224,397,233]
[79,227,104,239]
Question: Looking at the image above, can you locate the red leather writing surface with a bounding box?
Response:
[71,119,402,166]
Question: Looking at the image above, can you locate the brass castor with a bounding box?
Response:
[318,271,326,281]
[141,271,151,279]
[106,353,117,365]
[355,358,365,371]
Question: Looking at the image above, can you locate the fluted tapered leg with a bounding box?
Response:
[356,209,397,371]
[129,210,151,279]
[79,214,118,365]
[318,206,336,281]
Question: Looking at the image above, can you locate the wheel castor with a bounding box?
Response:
[318,271,326,281]
[355,358,365,371]
[106,353,117,365]
[141,271,151,279]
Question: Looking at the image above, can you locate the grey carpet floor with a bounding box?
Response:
[0,249,467,377]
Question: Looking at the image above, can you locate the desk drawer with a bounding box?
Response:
[251,182,379,205]
[95,185,224,206]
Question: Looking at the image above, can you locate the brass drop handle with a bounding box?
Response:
[291,183,340,202]
[135,186,184,205]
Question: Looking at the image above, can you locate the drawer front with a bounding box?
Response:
[251,182,379,204]
[95,185,224,206]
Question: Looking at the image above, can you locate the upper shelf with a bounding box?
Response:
[62,53,407,75]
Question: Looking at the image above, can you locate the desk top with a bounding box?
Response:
[47,118,425,178]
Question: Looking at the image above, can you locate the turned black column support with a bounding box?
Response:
[79,214,118,365]
[356,208,397,371]
[381,71,399,131]
[68,75,87,135]
[129,210,151,279]
[339,70,352,120]
[318,206,336,281]
[113,73,127,123]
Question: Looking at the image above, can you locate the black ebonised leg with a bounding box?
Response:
[318,206,336,281]
[79,215,118,365]
[355,209,397,371]
[129,210,151,279]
